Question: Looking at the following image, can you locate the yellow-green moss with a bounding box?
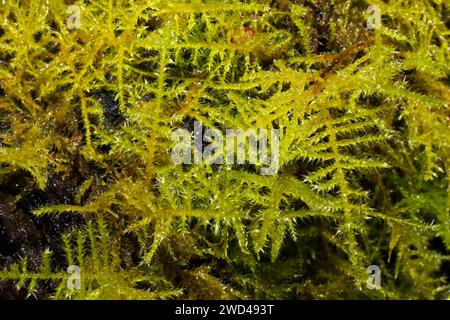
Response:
[0,0,449,299]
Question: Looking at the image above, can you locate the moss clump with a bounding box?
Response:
[0,0,449,299]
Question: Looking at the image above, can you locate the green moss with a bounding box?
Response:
[0,0,449,299]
